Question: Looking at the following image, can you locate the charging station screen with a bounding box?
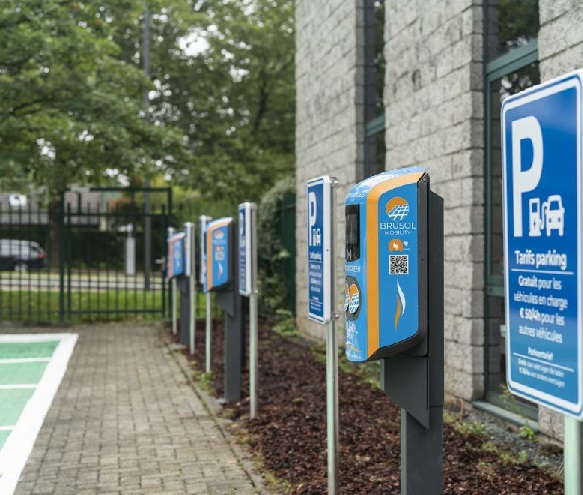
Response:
[345,205,360,261]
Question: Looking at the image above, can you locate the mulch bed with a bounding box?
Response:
[183,318,563,494]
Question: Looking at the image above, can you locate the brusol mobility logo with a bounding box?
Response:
[385,197,409,219]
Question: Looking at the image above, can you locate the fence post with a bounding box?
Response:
[58,192,65,324]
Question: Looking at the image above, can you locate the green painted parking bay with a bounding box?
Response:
[0,389,35,427]
[0,334,78,495]
[0,362,49,385]
[0,341,59,359]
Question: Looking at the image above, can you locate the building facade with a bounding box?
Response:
[295,0,583,439]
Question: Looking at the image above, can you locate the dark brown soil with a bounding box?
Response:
[185,319,563,494]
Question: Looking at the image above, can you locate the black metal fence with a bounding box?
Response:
[0,188,172,324]
[0,187,297,324]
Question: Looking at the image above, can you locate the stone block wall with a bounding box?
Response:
[296,0,363,339]
[384,0,485,399]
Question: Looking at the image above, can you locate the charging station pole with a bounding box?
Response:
[307,175,338,495]
[207,217,243,403]
[382,191,444,495]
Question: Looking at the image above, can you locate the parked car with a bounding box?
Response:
[0,240,46,272]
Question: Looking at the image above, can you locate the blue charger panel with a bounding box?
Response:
[345,166,428,362]
[206,217,233,292]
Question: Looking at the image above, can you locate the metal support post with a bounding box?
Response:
[565,416,583,495]
[186,223,196,355]
[327,178,339,495]
[249,290,258,418]
[206,292,212,373]
[217,231,244,403]
[172,278,177,335]
[382,191,444,495]
[178,276,191,347]
[168,227,176,335]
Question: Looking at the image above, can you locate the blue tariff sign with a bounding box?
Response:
[307,176,332,323]
[502,70,583,419]
[167,232,186,279]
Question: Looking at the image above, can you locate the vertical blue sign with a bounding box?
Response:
[502,70,583,419]
[307,177,332,323]
[239,205,248,295]
[200,216,211,292]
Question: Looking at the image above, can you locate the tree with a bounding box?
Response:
[0,0,192,264]
[115,0,296,205]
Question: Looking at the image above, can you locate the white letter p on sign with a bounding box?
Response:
[308,192,317,246]
[512,116,543,237]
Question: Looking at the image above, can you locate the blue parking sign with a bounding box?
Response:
[238,202,256,296]
[502,70,583,419]
[307,176,332,323]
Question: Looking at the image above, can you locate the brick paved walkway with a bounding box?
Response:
[13,324,268,495]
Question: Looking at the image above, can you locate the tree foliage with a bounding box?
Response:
[0,0,296,206]
[0,0,191,195]
[138,0,296,204]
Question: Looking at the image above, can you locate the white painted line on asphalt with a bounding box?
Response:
[0,333,78,495]
[0,358,51,364]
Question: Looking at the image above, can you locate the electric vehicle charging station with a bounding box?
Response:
[344,166,444,495]
[206,217,245,403]
[239,202,259,418]
[168,227,196,350]
[167,230,190,346]
[307,175,339,495]
[199,215,213,374]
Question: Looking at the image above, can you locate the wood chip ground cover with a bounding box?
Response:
[186,321,563,494]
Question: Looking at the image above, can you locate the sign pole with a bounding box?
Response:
[185,222,196,355]
[245,203,259,419]
[565,416,583,495]
[307,175,337,494]
[168,227,177,335]
[327,178,338,495]
[206,292,212,373]
[200,215,213,373]
[250,290,258,418]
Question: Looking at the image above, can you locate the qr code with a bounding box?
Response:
[390,255,409,275]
